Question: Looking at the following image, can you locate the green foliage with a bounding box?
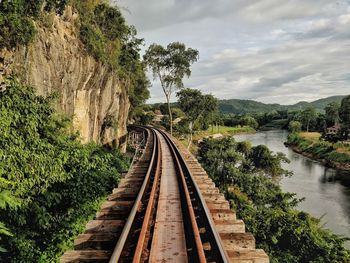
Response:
[198,137,350,262]
[325,102,340,126]
[93,4,128,41]
[176,88,218,132]
[0,0,69,49]
[144,42,199,135]
[339,95,350,140]
[0,10,36,49]
[339,95,350,125]
[288,120,302,133]
[287,133,350,165]
[301,107,317,132]
[80,23,108,62]
[219,96,346,115]
[177,89,204,123]
[0,77,129,262]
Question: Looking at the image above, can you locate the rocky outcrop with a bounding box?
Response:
[0,7,129,149]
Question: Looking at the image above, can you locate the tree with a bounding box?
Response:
[201,94,218,130]
[240,116,259,129]
[288,121,302,133]
[249,145,291,177]
[325,102,340,127]
[143,42,199,135]
[177,89,217,148]
[339,95,350,140]
[301,107,317,132]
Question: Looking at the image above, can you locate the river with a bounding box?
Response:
[234,130,350,247]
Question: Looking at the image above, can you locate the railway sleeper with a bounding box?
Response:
[220,232,256,250]
[197,181,216,188]
[74,233,119,250]
[210,209,237,221]
[108,191,139,201]
[100,200,133,209]
[200,188,220,195]
[194,177,212,183]
[95,209,130,220]
[117,178,144,188]
[202,193,226,201]
[206,200,230,210]
[84,220,124,234]
[60,250,111,263]
[227,249,270,263]
[112,187,140,195]
[214,219,245,233]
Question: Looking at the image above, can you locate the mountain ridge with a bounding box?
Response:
[219,95,347,114]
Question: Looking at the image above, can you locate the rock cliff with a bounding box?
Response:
[0,7,129,149]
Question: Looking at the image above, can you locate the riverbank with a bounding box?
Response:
[286,132,350,171]
[179,125,255,153]
[197,135,350,262]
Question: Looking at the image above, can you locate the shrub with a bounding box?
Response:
[198,137,350,262]
[80,23,107,62]
[0,77,129,262]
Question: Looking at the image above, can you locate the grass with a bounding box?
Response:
[193,125,255,140]
[178,125,255,153]
[299,132,350,155]
[287,132,350,169]
[299,132,322,141]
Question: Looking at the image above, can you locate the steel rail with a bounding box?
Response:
[157,129,206,262]
[132,132,161,262]
[109,128,157,263]
[157,128,230,263]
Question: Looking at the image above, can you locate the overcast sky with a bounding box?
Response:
[118,0,350,104]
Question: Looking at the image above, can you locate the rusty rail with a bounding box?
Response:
[109,126,229,262]
[132,132,161,262]
[109,128,158,263]
[158,128,230,263]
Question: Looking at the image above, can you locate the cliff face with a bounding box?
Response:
[0,7,129,149]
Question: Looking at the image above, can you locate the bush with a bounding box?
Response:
[198,137,350,262]
[288,121,302,133]
[0,13,36,49]
[0,0,69,49]
[287,133,350,166]
[80,23,107,62]
[0,77,129,262]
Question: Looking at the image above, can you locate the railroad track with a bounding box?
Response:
[61,126,269,263]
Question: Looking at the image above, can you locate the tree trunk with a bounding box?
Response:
[166,96,173,136]
[187,121,193,150]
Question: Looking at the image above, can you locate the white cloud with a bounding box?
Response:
[120,0,350,104]
[339,13,350,24]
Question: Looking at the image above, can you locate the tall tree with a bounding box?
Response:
[177,89,203,147]
[339,95,350,140]
[325,102,340,127]
[143,42,199,135]
[301,107,317,132]
[202,94,219,130]
[177,89,218,148]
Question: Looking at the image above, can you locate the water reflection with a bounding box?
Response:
[234,130,350,247]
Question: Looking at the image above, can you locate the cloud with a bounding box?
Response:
[119,0,350,104]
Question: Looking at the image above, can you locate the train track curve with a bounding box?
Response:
[61,126,269,263]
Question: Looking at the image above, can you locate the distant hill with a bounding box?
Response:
[219,95,347,114]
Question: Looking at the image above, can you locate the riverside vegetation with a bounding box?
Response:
[287,132,350,170]
[198,137,350,263]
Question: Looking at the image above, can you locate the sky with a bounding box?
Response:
[117,0,350,105]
